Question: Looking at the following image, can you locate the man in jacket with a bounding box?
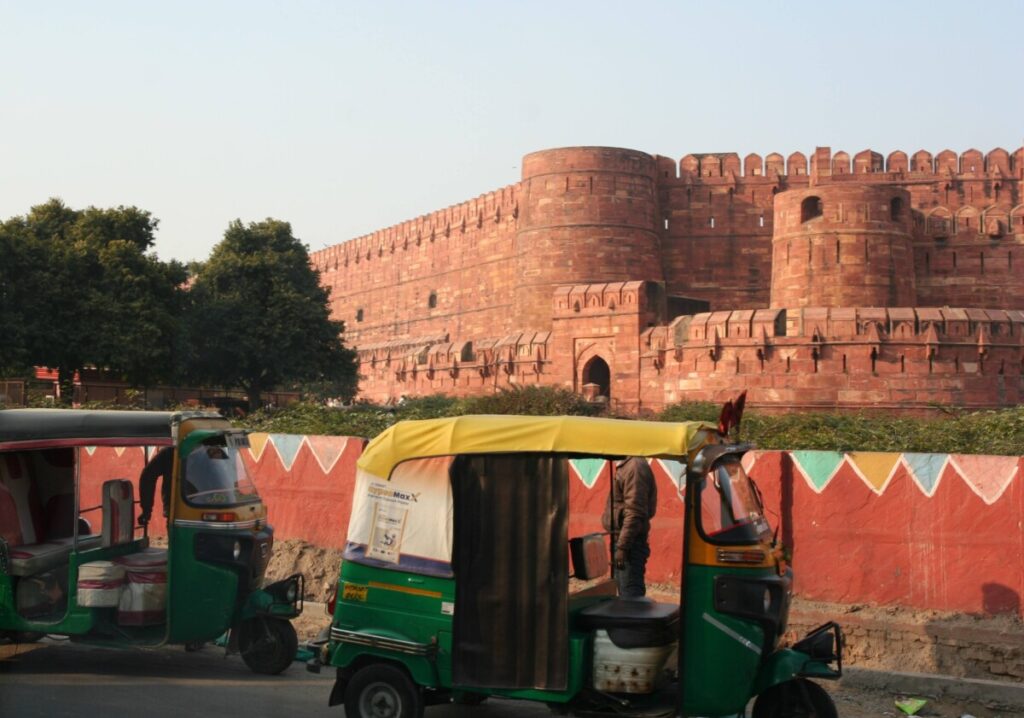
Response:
[138,446,174,526]
[601,456,658,597]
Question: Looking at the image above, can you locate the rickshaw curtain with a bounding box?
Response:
[451,454,569,691]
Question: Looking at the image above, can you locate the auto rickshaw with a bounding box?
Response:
[312,412,842,717]
[0,409,302,674]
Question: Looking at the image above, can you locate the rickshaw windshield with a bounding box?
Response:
[698,459,771,545]
[181,434,259,507]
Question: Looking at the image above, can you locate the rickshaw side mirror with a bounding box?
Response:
[570,533,610,580]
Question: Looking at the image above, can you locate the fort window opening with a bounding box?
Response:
[581,356,611,401]
[356,308,364,322]
[801,196,823,223]
[428,291,437,309]
[890,197,903,221]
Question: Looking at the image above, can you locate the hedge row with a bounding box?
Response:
[240,387,1024,456]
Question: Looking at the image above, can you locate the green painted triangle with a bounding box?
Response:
[791,450,845,491]
[570,458,607,488]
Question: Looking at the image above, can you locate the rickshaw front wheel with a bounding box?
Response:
[344,663,424,718]
[752,678,837,718]
[238,617,298,675]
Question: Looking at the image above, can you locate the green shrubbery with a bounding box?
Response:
[239,389,1024,455]
[736,406,1024,455]
[240,386,600,439]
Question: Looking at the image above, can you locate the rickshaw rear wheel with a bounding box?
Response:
[752,678,837,718]
[344,663,424,718]
[238,617,298,675]
[14,631,45,643]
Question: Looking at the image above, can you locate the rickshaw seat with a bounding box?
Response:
[5,533,100,577]
[1,452,46,545]
[578,597,680,648]
[101,479,135,548]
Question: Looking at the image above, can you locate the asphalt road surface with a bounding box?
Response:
[0,639,1013,718]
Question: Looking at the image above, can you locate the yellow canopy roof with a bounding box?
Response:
[358,414,716,479]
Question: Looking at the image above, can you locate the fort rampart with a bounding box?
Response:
[313,145,1024,413]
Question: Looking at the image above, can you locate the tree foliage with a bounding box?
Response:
[0,199,186,399]
[184,219,357,410]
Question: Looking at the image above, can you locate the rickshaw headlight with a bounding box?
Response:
[286,582,298,603]
[232,540,242,561]
[763,588,772,613]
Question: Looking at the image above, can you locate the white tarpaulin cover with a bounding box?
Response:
[344,456,455,577]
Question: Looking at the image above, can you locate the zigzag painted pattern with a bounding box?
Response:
[779,451,1020,505]
[81,436,1022,506]
[568,452,1022,506]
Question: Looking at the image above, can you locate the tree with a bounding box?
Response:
[0,216,42,375]
[184,219,357,410]
[1,199,186,402]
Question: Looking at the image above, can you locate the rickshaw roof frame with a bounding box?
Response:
[0,408,226,451]
[358,414,717,480]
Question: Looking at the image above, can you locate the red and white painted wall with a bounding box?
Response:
[81,436,1023,617]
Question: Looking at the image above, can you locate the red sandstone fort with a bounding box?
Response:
[311,146,1024,414]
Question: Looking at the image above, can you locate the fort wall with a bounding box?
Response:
[312,144,1024,412]
[313,184,521,348]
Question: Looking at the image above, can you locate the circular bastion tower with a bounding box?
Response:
[771,184,917,308]
[514,147,663,328]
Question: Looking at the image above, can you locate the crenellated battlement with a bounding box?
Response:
[310,183,519,270]
[679,307,1024,347]
[655,147,1024,182]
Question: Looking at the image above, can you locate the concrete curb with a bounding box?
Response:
[841,667,1024,712]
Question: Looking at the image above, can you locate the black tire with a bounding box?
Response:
[344,663,424,718]
[12,630,45,643]
[238,617,298,675]
[752,679,838,718]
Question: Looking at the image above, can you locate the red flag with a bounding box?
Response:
[717,400,734,435]
[733,391,747,434]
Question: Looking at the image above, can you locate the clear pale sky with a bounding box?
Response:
[2,1,1021,263]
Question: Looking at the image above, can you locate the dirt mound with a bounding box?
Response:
[266,539,344,604]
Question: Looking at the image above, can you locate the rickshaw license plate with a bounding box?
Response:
[342,584,368,602]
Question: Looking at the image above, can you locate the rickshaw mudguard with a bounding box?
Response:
[239,574,303,620]
[750,648,841,695]
[330,641,439,689]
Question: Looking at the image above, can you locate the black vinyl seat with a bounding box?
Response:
[578,597,680,648]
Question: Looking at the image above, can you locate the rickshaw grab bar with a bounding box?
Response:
[173,519,260,530]
[329,627,437,657]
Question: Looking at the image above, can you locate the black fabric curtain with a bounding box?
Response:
[451,454,569,690]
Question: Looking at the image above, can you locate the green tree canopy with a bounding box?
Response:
[0,216,43,374]
[184,218,357,409]
[0,199,186,400]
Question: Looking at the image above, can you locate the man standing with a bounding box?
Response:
[601,456,658,597]
[138,446,174,526]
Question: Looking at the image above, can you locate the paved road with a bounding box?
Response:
[0,639,1013,718]
[0,640,550,718]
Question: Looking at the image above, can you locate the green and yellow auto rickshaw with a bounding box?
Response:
[312,413,842,717]
[0,409,302,674]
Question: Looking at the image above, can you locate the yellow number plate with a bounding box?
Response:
[342,583,368,602]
